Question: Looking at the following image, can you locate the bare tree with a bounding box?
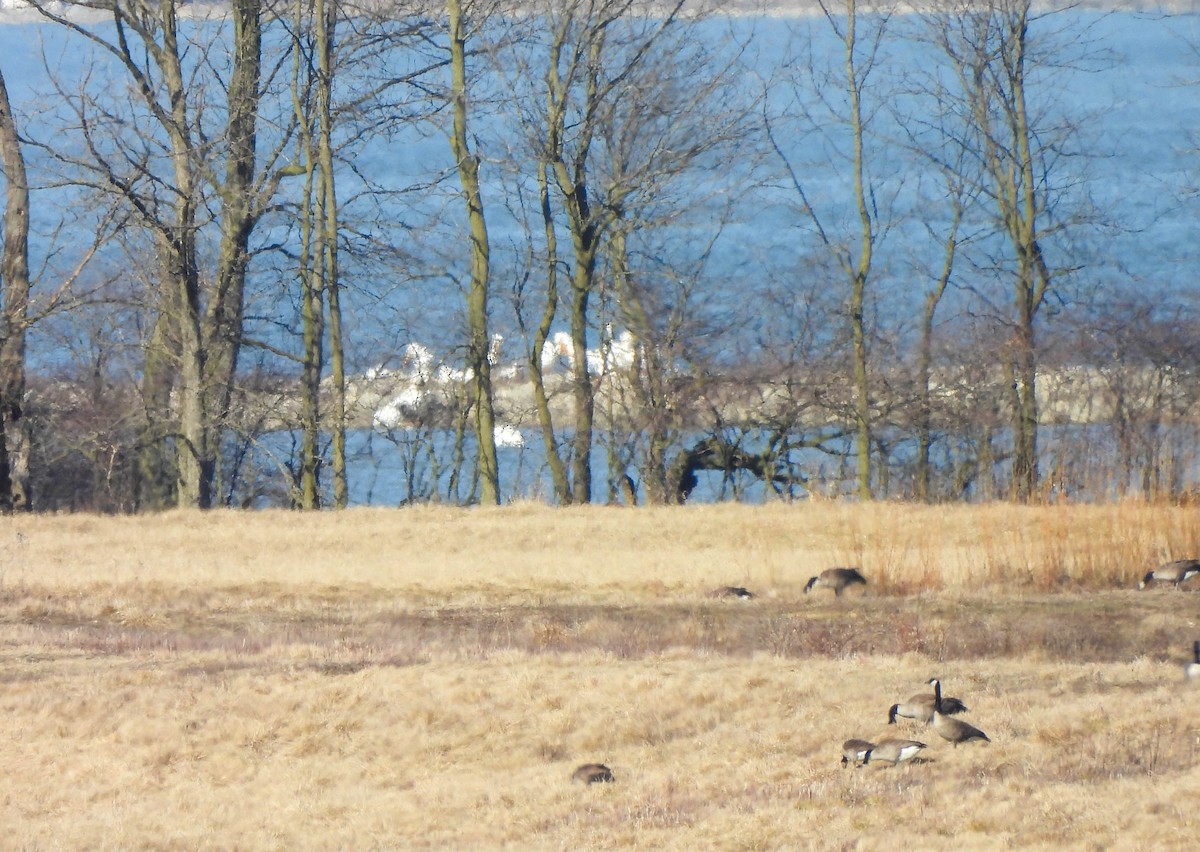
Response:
[29,0,290,508]
[508,0,701,503]
[286,0,348,509]
[0,66,31,511]
[767,0,899,500]
[502,0,758,504]
[289,0,325,509]
[1066,299,1200,500]
[892,48,985,501]
[447,0,500,505]
[536,0,639,504]
[920,0,1094,501]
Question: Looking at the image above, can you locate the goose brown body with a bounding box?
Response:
[888,690,968,725]
[1139,559,1200,589]
[804,567,867,596]
[841,738,875,767]
[710,586,755,599]
[572,763,614,784]
[928,678,990,747]
[863,737,926,766]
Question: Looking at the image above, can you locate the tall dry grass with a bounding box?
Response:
[2,501,1197,595]
[2,503,1200,849]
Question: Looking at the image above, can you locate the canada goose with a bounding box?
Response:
[862,737,926,766]
[572,763,614,784]
[888,688,968,725]
[804,567,867,597]
[928,678,990,747]
[1187,641,1200,682]
[1138,559,1200,589]
[840,738,874,767]
[710,585,755,599]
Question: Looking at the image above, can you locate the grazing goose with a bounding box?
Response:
[1187,641,1200,682]
[862,737,926,766]
[841,738,875,767]
[804,567,867,597]
[572,763,614,784]
[571,768,614,787]
[1139,559,1200,590]
[928,678,990,747]
[710,585,755,600]
[888,687,968,725]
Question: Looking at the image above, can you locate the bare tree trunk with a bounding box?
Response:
[289,0,341,510]
[173,232,208,509]
[545,19,606,505]
[916,201,960,502]
[299,169,324,509]
[566,247,597,505]
[206,0,263,506]
[289,0,319,508]
[0,67,31,511]
[317,0,347,509]
[1011,290,1039,500]
[294,81,323,509]
[147,0,209,508]
[842,0,873,501]
[611,225,673,505]
[1009,22,1049,501]
[530,160,572,503]
[137,314,178,510]
[448,0,499,505]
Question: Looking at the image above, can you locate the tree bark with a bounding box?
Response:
[530,160,572,503]
[448,0,500,505]
[0,67,31,511]
[842,0,874,501]
[317,0,348,509]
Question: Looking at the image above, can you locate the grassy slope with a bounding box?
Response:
[2,504,1199,849]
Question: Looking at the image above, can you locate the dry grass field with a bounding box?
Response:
[2,502,1199,850]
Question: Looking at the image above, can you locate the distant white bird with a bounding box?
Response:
[435,363,472,384]
[401,342,435,382]
[493,424,524,448]
[588,326,636,376]
[372,386,424,430]
[541,331,575,371]
[539,329,636,376]
[585,347,607,375]
[609,329,636,371]
[372,405,401,430]
[492,362,522,381]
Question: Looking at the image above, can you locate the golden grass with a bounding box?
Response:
[2,503,1200,849]
[5,500,1199,596]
